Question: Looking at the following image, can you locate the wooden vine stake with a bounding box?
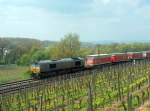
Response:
[88,81,93,111]
[127,93,132,111]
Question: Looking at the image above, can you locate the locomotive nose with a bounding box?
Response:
[31,64,40,74]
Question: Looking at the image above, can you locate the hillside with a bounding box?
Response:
[0,37,95,48]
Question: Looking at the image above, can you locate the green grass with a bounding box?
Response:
[0,65,30,84]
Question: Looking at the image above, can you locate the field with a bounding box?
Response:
[1,60,150,111]
[0,65,30,84]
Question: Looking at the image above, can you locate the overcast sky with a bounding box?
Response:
[0,0,150,42]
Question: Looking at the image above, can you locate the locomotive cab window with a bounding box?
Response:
[49,64,56,68]
[75,61,81,66]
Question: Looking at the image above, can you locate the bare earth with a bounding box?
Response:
[136,100,150,111]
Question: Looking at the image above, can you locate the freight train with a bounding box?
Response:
[31,51,150,79]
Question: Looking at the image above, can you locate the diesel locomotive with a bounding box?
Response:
[31,57,84,78]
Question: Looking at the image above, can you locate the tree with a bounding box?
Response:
[48,33,81,59]
[60,33,80,57]
[18,47,49,65]
[0,38,11,64]
[19,54,30,65]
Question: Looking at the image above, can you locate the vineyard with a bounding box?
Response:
[0,60,150,111]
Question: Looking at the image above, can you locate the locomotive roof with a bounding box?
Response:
[38,57,83,64]
[38,60,52,63]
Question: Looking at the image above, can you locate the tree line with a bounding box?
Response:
[1,33,150,65]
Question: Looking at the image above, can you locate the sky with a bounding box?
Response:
[0,0,150,42]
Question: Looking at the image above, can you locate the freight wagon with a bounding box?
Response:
[85,54,111,68]
[142,51,150,58]
[127,52,143,60]
[111,53,128,63]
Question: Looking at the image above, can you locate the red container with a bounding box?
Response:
[85,54,111,68]
[127,52,143,60]
[111,53,128,63]
[142,51,150,58]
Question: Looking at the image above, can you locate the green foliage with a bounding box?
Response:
[95,43,150,54]
[60,33,80,57]
[79,47,94,57]
[18,47,49,65]
[47,33,81,59]
[18,54,30,65]
[0,38,42,64]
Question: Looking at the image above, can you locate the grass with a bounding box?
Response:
[0,65,30,84]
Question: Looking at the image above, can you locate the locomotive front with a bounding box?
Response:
[30,63,41,78]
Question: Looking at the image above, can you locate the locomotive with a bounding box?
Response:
[31,51,150,79]
[31,57,84,78]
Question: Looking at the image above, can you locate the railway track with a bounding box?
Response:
[0,79,38,94]
[0,60,144,95]
[0,69,92,94]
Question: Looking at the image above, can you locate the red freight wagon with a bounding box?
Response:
[127,52,143,60]
[85,54,111,68]
[111,53,128,63]
[142,51,150,58]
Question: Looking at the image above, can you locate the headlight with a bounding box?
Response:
[31,64,40,74]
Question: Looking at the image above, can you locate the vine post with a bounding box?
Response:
[88,81,93,111]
